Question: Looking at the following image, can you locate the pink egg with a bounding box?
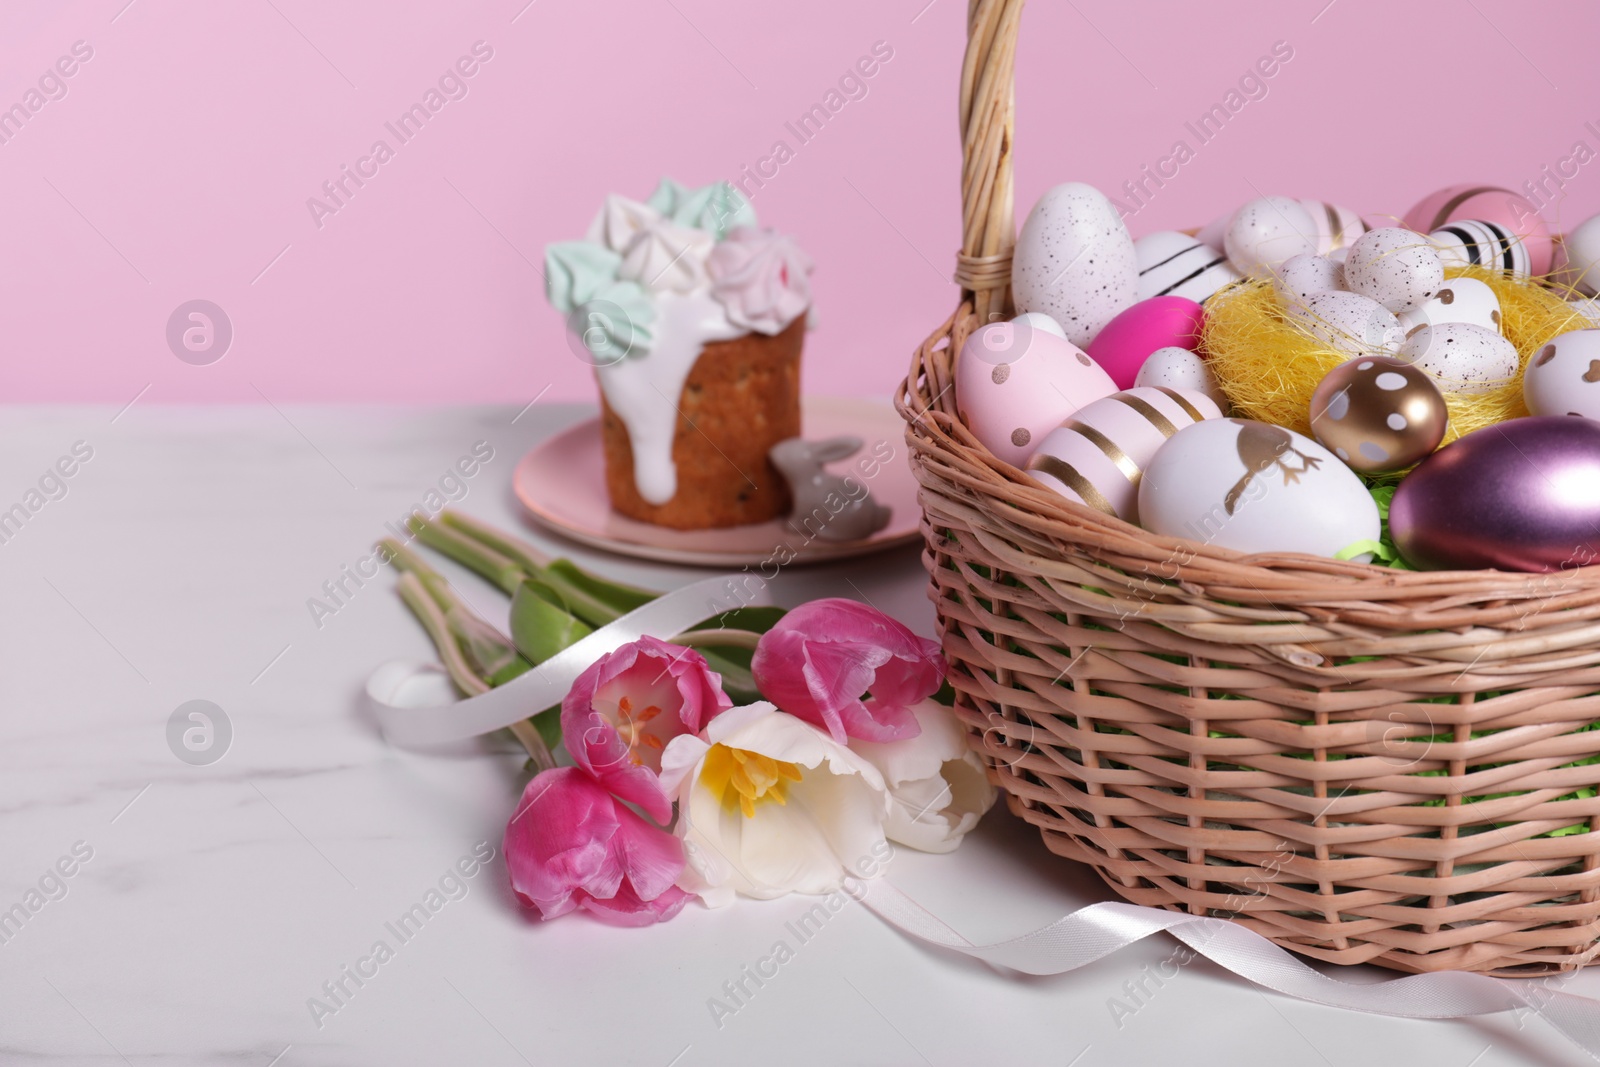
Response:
[1401,183,1553,275]
[1085,296,1205,389]
[955,320,1118,467]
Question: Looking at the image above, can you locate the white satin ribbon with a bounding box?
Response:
[366,570,1600,1056]
[860,880,1600,1060]
[366,575,769,746]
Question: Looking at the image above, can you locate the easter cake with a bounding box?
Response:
[545,178,813,530]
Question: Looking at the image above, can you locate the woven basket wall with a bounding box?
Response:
[896,0,1600,976]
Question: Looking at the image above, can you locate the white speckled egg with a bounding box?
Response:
[1224,196,1319,274]
[1396,277,1502,335]
[1013,311,1067,340]
[1343,228,1446,313]
[1429,220,1531,278]
[1523,329,1600,418]
[1133,231,1240,304]
[956,320,1118,467]
[1274,253,1345,305]
[1554,214,1600,297]
[1138,418,1380,558]
[1397,322,1519,395]
[1289,290,1405,356]
[1013,183,1138,348]
[1025,386,1222,523]
[1135,346,1226,408]
[1298,199,1369,256]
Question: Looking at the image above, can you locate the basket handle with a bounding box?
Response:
[955,0,1024,324]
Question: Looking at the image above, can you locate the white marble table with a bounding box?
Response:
[1,403,1596,1067]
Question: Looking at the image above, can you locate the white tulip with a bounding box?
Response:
[659,703,890,907]
[849,700,996,854]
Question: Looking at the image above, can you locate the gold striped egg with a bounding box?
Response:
[1025,386,1223,523]
[1299,199,1369,257]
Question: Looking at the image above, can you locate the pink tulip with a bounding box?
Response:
[751,598,945,743]
[504,768,690,927]
[561,636,731,824]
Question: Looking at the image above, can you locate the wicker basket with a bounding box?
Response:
[897,0,1600,976]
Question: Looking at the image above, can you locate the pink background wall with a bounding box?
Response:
[5,0,1600,405]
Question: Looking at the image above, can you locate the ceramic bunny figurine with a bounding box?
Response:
[769,436,891,543]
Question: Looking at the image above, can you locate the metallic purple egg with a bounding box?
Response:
[1390,416,1600,572]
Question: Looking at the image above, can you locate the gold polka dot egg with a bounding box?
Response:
[1024,386,1223,523]
[1309,356,1449,473]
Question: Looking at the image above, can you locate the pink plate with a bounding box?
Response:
[513,396,922,567]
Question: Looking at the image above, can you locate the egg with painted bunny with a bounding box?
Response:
[1138,418,1380,558]
[956,319,1117,467]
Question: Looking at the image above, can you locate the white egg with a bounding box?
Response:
[1523,329,1600,418]
[1138,418,1380,558]
[1343,228,1446,313]
[1025,386,1222,523]
[1134,346,1226,408]
[1298,199,1369,256]
[1396,277,1502,334]
[1133,231,1240,304]
[1553,213,1600,297]
[1195,208,1235,251]
[1429,220,1531,278]
[1013,182,1138,348]
[1397,322,1519,395]
[1570,297,1600,327]
[1274,253,1345,306]
[1012,311,1067,340]
[1289,290,1405,356]
[955,320,1118,467]
[1224,196,1319,274]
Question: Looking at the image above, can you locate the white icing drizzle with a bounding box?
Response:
[594,291,745,505]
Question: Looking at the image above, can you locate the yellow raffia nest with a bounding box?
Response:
[1203,266,1592,445]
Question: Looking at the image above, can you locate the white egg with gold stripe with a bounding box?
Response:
[1299,199,1369,257]
[1024,385,1223,524]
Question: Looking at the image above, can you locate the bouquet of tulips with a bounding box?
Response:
[382,511,996,926]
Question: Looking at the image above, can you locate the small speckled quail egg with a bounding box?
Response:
[1134,345,1227,408]
[1274,253,1345,305]
[1398,322,1519,395]
[1343,228,1446,313]
[1289,290,1406,356]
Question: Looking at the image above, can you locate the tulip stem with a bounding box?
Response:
[439,509,552,576]
[407,515,525,595]
[671,628,763,651]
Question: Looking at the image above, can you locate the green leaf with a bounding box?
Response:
[510,579,594,665]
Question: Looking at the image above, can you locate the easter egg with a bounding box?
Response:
[1403,184,1552,275]
[1397,322,1519,395]
[1274,253,1345,305]
[1024,386,1222,523]
[1396,277,1502,335]
[1013,311,1067,340]
[1308,356,1448,473]
[1523,329,1600,418]
[1224,196,1319,274]
[1195,209,1234,252]
[1429,220,1532,278]
[1289,290,1405,357]
[1085,296,1205,389]
[1343,228,1446,312]
[1553,213,1600,297]
[1133,231,1240,304]
[1570,298,1600,328]
[1135,346,1226,408]
[1013,182,1138,347]
[1298,199,1369,256]
[955,320,1117,467]
[1138,418,1380,558]
[1389,416,1600,572]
